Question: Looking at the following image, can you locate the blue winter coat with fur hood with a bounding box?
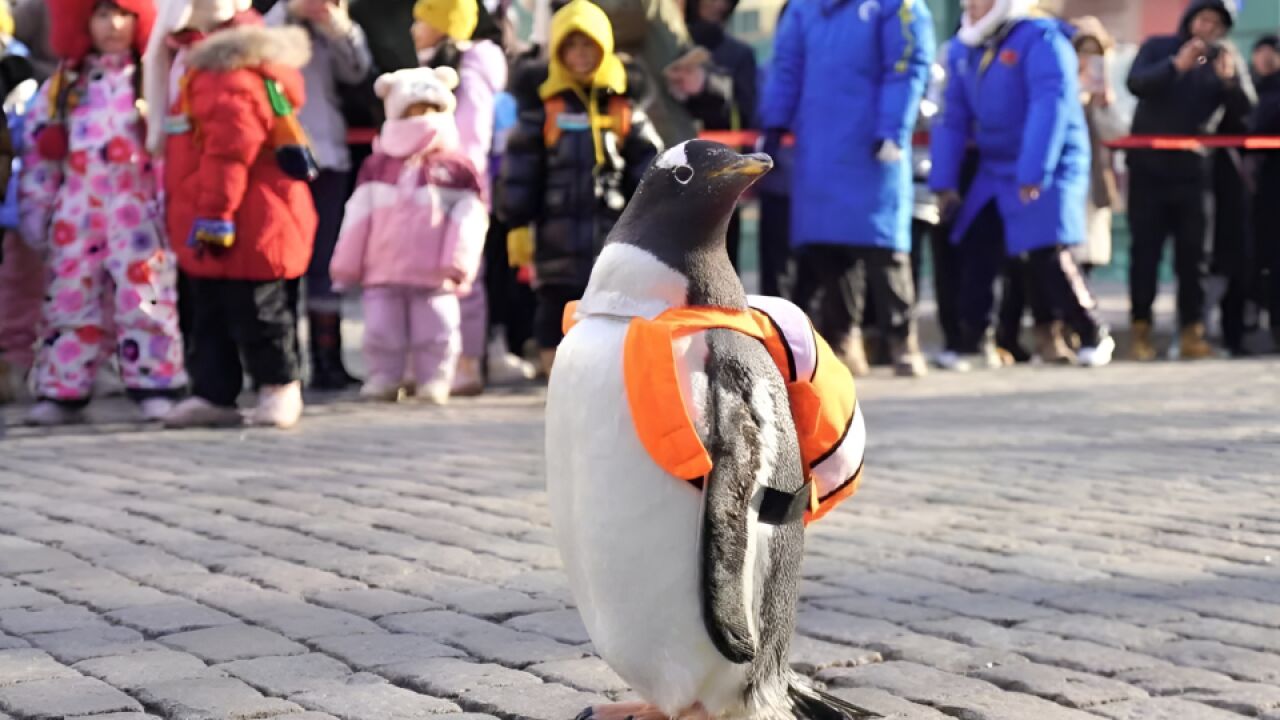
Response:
[929,17,1090,255]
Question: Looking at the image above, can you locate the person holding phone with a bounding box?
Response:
[1124,0,1255,361]
[1071,16,1125,281]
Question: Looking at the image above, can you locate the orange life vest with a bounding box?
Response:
[563,297,865,525]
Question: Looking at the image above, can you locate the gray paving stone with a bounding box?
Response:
[308,633,464,670]
[909,618,1167,675]
[817,661,1000,705]
[868,632,1028,674]
[826,687,953,720]
[1089,697,1250,720]
[1151,640,1280,683]
[789,635,883,674]
[0,587,61,611]
[1158,616,1280,653]
[808,595,954,625]
[0,605,109,635]
[214,557,365,595]
[1169,595,1280,629]
[503,610,590,645]
[291,674,461,719]
[381,611,587,668]
[378,658,542,698]
[74,714,165,720]
[460,682,609,720]
[0,637,27,652]
[74,650,221,691]
[920,592,1061,624]
[27,626,160,663]
[972,663,1149,709]
[219,653,354,696]
[1181,682,1280,716]
[1114,665,1236,696]
[0,676,142,717]
[231,601,385,640]
[136,677,303,720]
[105,602,239,636]
[307,589,440,619]
[0,649,79,687]
[1016,616,1178,651]
[19,570,175,612]
[0,541,85,575]
[527,658,629,695]
[159,624,309,663]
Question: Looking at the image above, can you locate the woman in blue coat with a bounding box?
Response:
[929,0,1113,367]
[760,0,934,378]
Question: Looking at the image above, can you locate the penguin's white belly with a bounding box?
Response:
[546,317,749,717]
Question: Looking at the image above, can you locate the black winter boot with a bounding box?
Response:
[308,311,359,390]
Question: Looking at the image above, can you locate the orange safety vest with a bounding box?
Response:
[563,297,865,525]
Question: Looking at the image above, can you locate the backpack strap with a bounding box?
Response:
[542,95,566,147]
[607,94,631,140]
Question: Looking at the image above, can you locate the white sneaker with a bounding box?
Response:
[1077,335,1116,368]
[415,381,451,405]
[249,381,303,429]
[25,400,85,426]
[163,396,243,428]
[486,337,536,384]
[932,350,972,372]
[451,356,484,397]
[359,378,402,402]
[138,396,176,422]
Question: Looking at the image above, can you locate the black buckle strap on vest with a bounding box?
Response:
[751,479,812,526]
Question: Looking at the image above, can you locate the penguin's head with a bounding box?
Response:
[608,141,772,304]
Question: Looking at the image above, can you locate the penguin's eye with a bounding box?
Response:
[674,165,694,184]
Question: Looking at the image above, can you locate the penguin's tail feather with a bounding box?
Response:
[787,679,881,720]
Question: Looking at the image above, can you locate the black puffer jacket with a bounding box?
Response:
[1126,0,1255,181]
[685,0,758,130]
[498,63,661,288]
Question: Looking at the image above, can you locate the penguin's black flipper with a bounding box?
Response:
[700,332,760,664]
[788,680,882,719]
[700,329,806,665]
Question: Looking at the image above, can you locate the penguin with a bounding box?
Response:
[545,140,876,720]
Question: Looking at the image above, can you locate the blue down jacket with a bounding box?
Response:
[760,0,933,252]
[929,18,1090,255]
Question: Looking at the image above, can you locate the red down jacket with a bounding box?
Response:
[164,22,318,281]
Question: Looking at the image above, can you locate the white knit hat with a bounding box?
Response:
[374,67,460,120]
[143,0,253,153]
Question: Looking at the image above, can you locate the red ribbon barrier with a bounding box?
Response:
[343,127,1280,152]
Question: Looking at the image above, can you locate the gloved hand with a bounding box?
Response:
[760,128,786,161]
[874,139,903,164]
[507,226,534,268]
[189,218,235,249]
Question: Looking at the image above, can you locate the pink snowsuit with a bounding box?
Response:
[20,52,186,401]
[425,39,507,360]
[330,113,488,390]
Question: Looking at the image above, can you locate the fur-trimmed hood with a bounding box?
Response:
[958,0,1038,47]
[184,24,310,71]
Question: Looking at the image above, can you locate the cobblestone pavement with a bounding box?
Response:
[1,358,1278,720]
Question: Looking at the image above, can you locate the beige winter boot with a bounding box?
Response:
[1034,322,1077,365]
[451,356,484,397]
[249,382,303,429]
[1128,320,1158,362]
[1179,323,1215,360]
[837,331,871,377]
[891,333,929,378]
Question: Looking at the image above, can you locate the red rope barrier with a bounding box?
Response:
[342,128,1280,151]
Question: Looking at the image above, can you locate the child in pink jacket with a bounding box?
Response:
[330,66,488,405]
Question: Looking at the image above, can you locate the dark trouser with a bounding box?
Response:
[484,215,536,355]
[1257,172,1280,332]
[958,203,1104,353]
[792,244,915,347]
[305,170,350,312]
[1128,171,1210,328]
[911,220,963,353]
[534,284,587,350]
[187,278,301,407]
[996,258,1056,358]
[758,193,791,297]
[1213,150,1254,352]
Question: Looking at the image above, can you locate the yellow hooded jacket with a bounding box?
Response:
[539,0,629,168]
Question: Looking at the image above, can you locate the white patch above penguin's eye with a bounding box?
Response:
[654,141,690,169]
[674,165,694,184]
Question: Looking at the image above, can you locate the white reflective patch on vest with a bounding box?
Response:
[747,295,818,382]
[812,404,867,501]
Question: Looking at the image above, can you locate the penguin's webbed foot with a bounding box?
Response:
[575,702,671,720]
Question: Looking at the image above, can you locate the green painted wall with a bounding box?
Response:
[1233,1,1280,49]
